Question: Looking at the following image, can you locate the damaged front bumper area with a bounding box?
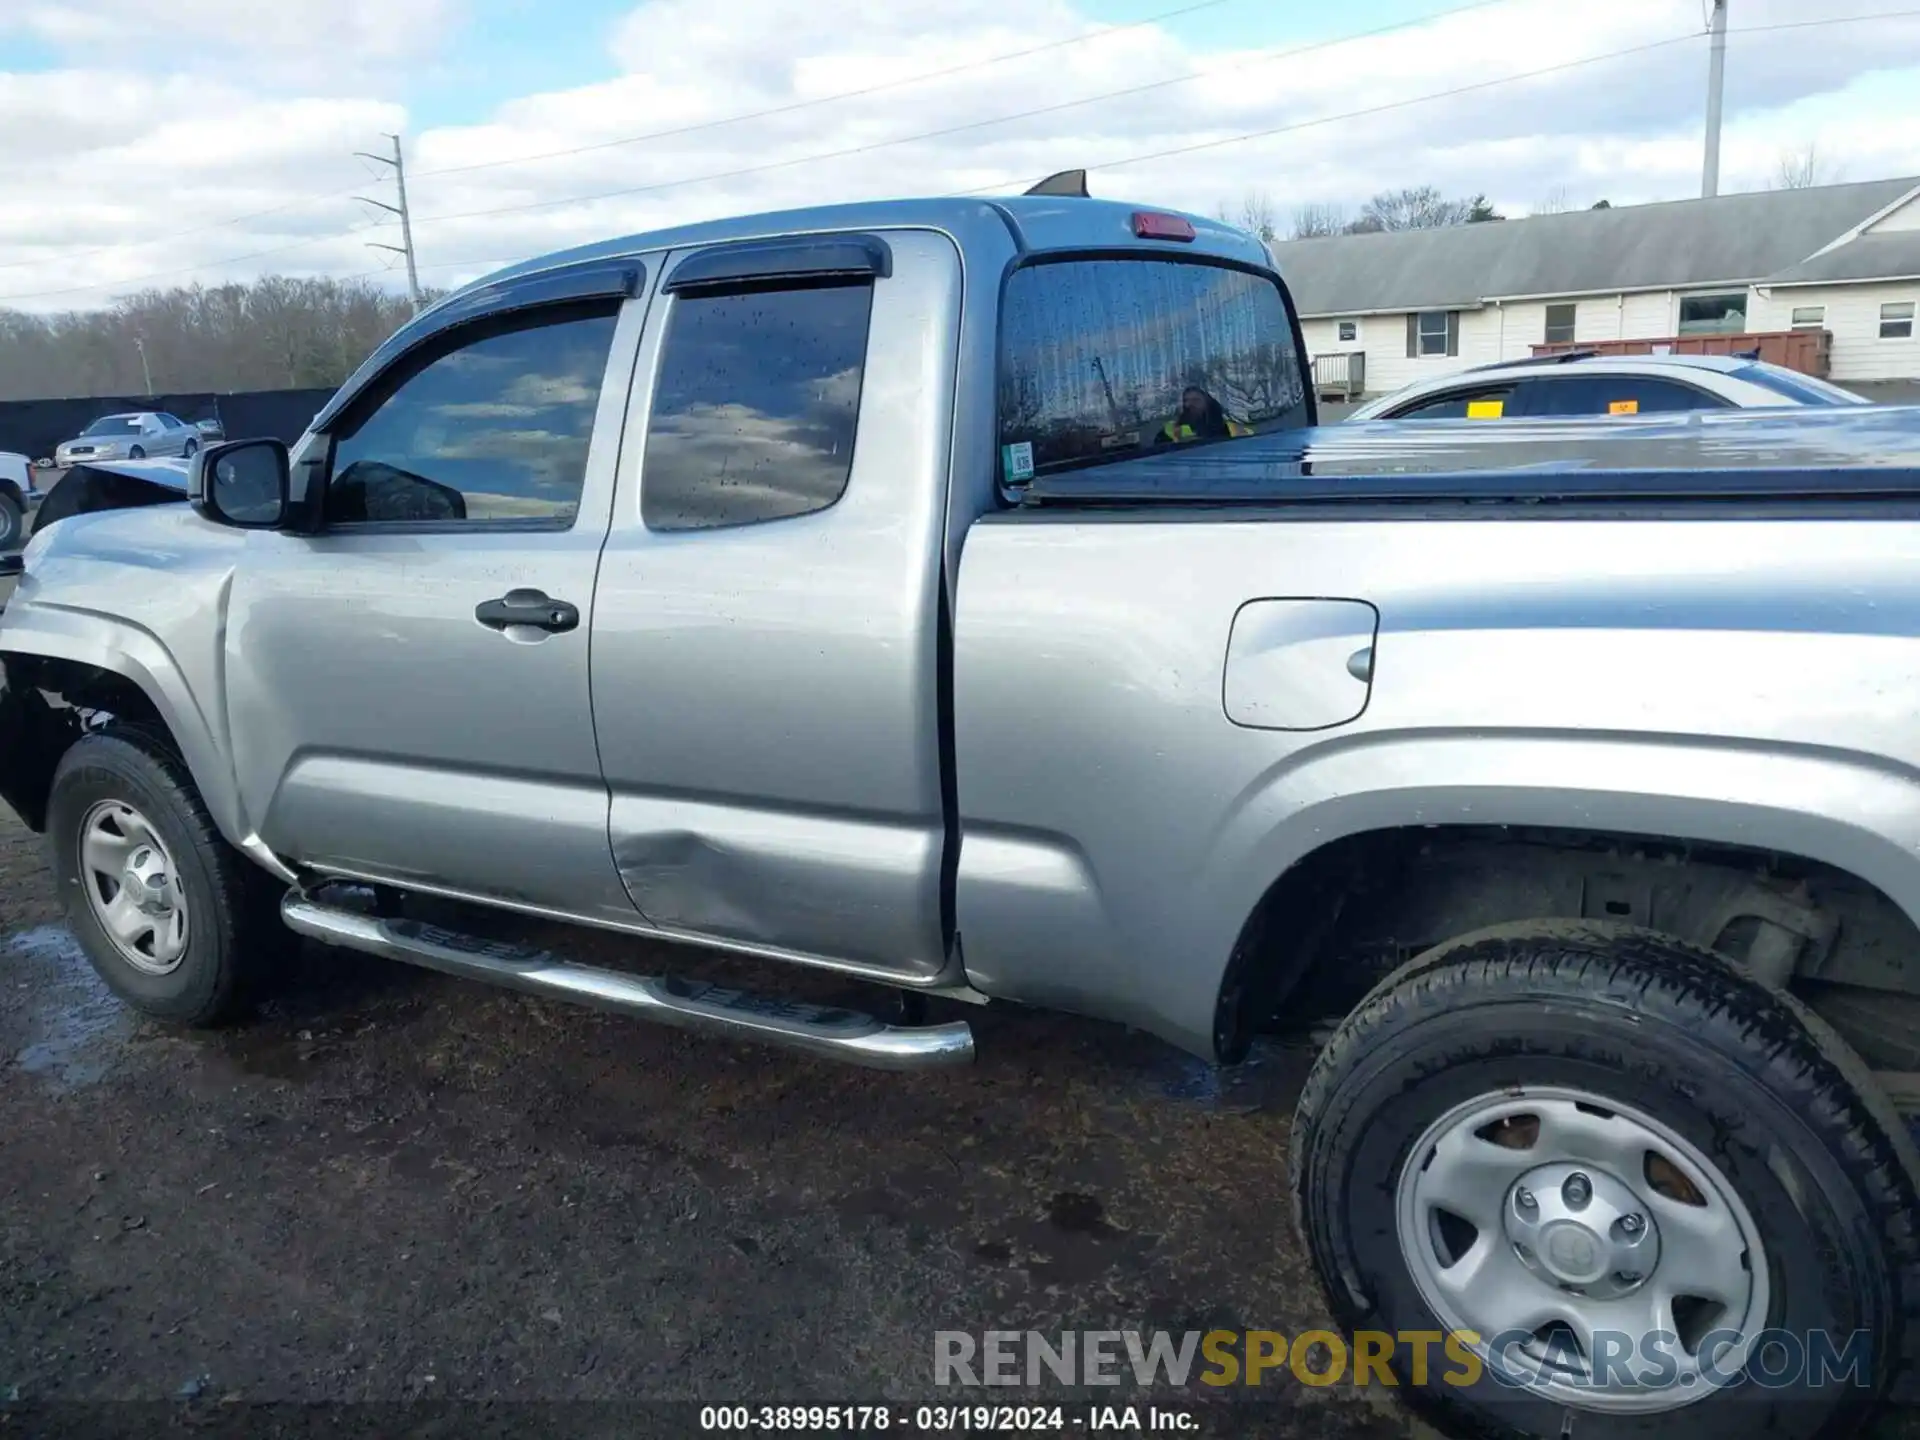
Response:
[0,656,77,832]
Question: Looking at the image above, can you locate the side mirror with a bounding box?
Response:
[192,438,290,529]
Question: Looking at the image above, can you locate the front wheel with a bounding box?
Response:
[48,729,281,1025]
[128,445,145,459]
[183,439,198,458]
[1291,923,1920,1439]
[0,490,21,549]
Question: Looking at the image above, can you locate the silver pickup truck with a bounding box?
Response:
[6,192,1920,1439]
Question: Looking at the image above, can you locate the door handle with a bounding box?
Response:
[475,589,579,634]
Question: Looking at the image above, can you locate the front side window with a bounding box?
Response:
[1390,386,1515,420]
[642,280,872,531]
[997,258,1307,479]
[1678,292,1748,335]
[1519,375,1728,417]
[325,302,619,526]
[1883,301,1916,340]
[1543,303,1577,346]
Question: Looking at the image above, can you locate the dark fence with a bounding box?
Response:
[0,388,336,463]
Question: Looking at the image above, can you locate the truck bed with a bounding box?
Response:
[1018,405,1920,507]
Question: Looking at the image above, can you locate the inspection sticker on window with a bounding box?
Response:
[1002,441,1035,483]
[1466,399,1505,419]
[1609,399,1640,415]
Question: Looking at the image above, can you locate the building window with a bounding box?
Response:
[1337,320,1357,343]
[1883,301,1916,340]
[1678,292,1748,335]
[1790,305,1826,329]
[1407,310,1459,358]
[1543,302,1577,345]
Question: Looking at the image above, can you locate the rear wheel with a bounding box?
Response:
[128,445,145,459]
[48,729,282,1025]
[1291,922,1920,1439]
[0,490,21,548]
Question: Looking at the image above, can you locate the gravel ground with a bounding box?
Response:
[0,807,1421,1439]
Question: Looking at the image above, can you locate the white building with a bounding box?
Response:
[1269,177,1920,398]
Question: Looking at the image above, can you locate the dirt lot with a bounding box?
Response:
[0,808,1420,1439]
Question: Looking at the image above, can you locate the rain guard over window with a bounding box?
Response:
[997,258,1308,482]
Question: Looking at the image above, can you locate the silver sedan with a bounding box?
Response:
[53,411,203,468]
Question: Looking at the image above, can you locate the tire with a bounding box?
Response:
[48,729,280,1026]
[1290,921,1920,1440]
[183,439,198,459]
[0,490,20,549]
[128,445,145,459]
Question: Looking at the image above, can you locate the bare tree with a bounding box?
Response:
[1532,185,1572,215]
[1214,191,1279,243]
[1347,185,1478,232]
[1775,141,1839,190]
[1290,202,1348,238]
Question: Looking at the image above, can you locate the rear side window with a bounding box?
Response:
[642,281,872,531]
[1390,386,1516,420]
[997,258,1308,480]
[1519,376,1729,417]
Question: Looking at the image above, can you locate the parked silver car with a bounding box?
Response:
[53,411,202,468]
[1345,350,1870,421]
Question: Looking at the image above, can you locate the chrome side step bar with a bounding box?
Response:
[280,896,975,1071]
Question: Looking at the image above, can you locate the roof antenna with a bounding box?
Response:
[1025,169,1090,198]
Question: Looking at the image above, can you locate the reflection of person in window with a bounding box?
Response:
[1156,387,1251,445]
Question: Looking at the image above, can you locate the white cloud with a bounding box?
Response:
[4,0,1920,310]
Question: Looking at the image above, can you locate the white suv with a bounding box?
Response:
[1346,352,1870,422]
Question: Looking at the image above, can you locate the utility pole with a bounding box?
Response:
[133,337,153,396]
[1701,0,1728,198]
[355,133,422,313]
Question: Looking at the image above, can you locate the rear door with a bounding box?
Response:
[590,231,963,981]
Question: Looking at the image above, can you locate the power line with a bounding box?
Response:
[0,223,381,304]
[408,0,1521,227]
[0,183,369,273]
[407,0,1235,181]
[952,9,1920,196]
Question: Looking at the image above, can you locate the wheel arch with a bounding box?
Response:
[1209,738,1920,1062]
[0,640,243,849]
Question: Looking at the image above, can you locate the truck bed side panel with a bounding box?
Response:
[953,511,1920,1058]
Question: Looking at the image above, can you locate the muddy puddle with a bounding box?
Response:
[3,924,135,1094]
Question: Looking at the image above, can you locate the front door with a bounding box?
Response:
[225,291,646,921]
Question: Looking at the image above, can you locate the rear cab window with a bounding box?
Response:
[996,257,1309,485]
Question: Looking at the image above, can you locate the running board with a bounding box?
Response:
[280,895,975,1071]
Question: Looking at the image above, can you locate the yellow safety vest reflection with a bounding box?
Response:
[1160,418,1252,443]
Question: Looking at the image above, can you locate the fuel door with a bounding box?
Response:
[1223,598,1379,731]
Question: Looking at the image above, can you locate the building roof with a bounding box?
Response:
[1764,229,1920,286]
[1269,177,1920,316]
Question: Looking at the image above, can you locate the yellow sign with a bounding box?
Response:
[1466,399,1505,419]
[1609,399,1640,415]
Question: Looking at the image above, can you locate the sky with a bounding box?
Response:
[2,0,1920,312]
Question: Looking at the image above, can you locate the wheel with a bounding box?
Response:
[0,490,20,549]
[183,439,198,458]
[48,729,280,1025]
[1291,922,1920,1440]
[128,445,145,459]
